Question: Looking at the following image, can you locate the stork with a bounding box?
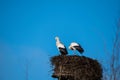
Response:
[69,42,84,55]
[55,36,68,55]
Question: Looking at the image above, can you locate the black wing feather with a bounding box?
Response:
[74,46,84,53]
[59,47,68,55]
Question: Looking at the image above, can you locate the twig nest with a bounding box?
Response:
[50,55,102,80]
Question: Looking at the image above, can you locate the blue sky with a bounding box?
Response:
[0,0,120,80]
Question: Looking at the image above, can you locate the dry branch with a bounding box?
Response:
[50,55,102,80]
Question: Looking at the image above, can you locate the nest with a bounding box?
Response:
[50,55,102,80]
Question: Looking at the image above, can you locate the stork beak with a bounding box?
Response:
[55,36,59,40]
[69,46,71,49]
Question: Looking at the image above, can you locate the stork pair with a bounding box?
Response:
[55,36,84,55]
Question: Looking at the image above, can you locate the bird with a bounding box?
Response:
[55,36,68,55]
[69,42,84,55]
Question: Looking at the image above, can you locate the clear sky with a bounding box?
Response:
[0,0,120,80]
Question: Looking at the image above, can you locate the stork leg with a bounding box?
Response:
[81,53,83,56]
[73,50,77,55]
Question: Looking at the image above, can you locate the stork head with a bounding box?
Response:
[69,46,71,49]
[68,44,74,50]
[55,36,59,41]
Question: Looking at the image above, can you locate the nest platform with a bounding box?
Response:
[50,55,102,80]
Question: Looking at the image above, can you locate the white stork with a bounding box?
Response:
[55,36,68,55]
[69,42,84,54]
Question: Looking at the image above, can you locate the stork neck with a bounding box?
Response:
[57,40,60,43]
[56,38,61,43]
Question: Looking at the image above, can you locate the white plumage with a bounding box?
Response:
[69,42,84,54]
[55,36,68,55]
